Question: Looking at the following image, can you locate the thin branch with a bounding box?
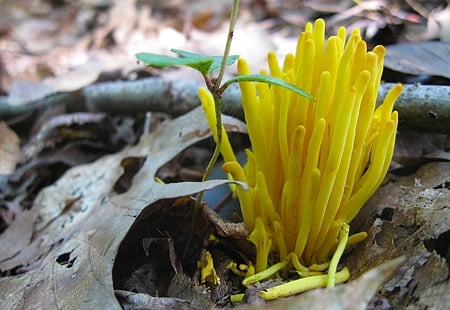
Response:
[1,80,449,134]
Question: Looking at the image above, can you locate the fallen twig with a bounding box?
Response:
[1,78,449,133]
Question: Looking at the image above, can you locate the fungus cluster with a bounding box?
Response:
[199,18,401,299]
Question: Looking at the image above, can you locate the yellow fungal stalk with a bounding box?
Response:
[198,251,220,285]
[199,18,401,299]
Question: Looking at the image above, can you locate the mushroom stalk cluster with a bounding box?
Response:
[199,18,401,299]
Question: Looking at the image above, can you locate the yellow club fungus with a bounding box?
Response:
[199,18,401,300]
[198,251,220,286]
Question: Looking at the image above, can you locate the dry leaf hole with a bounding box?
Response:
[113,156,146,194]
[380,207,395,221]
[55,251,77,268]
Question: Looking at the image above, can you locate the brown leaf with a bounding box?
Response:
[7,80,55,106]
[384,41,450,79]
[348,161,450,308]
[405,6,450,42]
[23,112,108,158]
[0,121,21,174]
[203,206,249,239]
[0,107,247,309]
[393,131,450,166]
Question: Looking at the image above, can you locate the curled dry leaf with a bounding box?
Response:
[203,205,249,239]
[0,107,247,309]
[23,112,107,158]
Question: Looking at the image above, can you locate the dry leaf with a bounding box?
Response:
[348,161,450,309]
[406,6,450,42]
[384,41,450,79]
[0,107,247,309]
[0,121,21,174]
[203,206,249,239]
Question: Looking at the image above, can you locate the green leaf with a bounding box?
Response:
[209,54,240,75]
[171,49,240,75]
[136,52,214,76]
[170,49,212,59]
[223,74,315,100]
[136,50,240,77]
[136,52,213,76]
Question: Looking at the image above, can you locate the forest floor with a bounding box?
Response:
[1,0,449,309]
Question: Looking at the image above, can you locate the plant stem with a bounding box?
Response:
[196,0,240,201]
[214,0,240,93]
[185,0,241,260]
[204,0,240,185]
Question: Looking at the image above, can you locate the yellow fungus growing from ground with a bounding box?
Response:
[200,18,401,299]
[198,251,220,286]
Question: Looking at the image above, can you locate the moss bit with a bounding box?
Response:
[200,18,401,300]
